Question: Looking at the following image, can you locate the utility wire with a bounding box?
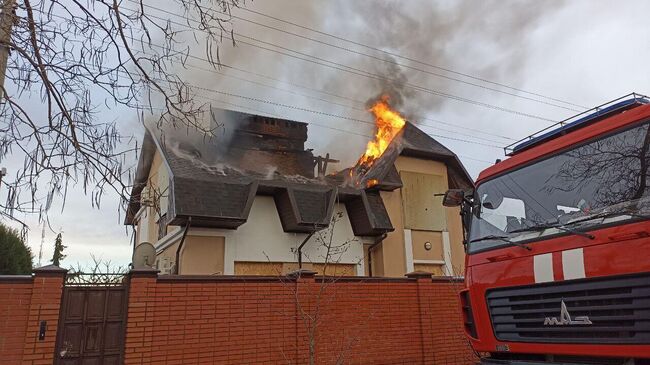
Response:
[180,93,497,164]
[167,59,508,144]
[129,3,560,124]
[31,9,507,153]
[33,61,501,168]
[194,60,517,141]
[206,5,580,112]
[232,31,556,123]
[36,7,516,144]
[146,94,496,165]
[130,0,577,111]
[236,5,587,110]
[165,78,505,149]
[37,42,505,153]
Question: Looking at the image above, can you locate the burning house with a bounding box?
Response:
[126,101,473,277]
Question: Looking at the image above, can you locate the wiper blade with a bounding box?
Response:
[512,210,650,238]
[469,235,531,251]
[567,210,650,225]
[510,222,595,240]
[469,235,509,243]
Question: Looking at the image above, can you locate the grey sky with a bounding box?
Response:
[3,0,649,268]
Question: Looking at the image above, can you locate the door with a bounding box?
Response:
[55,284,127,365]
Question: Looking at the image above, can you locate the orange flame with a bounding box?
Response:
[357,96,406,167]
[366,179,379,188]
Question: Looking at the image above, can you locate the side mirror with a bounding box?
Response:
[442,189,465,207]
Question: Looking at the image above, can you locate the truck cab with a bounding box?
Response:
[446,93,650,365]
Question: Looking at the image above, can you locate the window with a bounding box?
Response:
[157,214,168,240]
[469,121,650,253]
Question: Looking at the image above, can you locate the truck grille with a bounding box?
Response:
[486,273,650,344]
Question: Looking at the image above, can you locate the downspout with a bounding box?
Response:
[297,231,315,269]
[174,217,192,274]
[367,233,387,277]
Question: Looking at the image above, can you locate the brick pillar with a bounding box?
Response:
[22,264,67,365]
[124,268,158,365]
[406,271,434,365]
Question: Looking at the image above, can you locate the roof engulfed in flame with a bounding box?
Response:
[357,96,406,168]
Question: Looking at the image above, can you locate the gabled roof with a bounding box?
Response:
[343,122,474,192]
[400,122,474,191]
[126,111,393,235]
[401,121,457,158]
[126,110,473,235]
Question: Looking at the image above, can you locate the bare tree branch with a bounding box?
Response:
[0,0,241,231]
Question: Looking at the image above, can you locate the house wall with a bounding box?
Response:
[378,156,466,277]
[154,196,367,276]
[446,198,466,274]
[228,196,364,274]
[155,239,179,274]
[379,188,405,276]
[135,149,170,246]
[145,152,464,278]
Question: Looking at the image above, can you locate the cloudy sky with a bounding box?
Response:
[2,0,649,268]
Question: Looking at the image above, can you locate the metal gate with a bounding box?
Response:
[54,273,128,365]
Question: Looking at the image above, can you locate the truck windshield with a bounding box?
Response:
[468,120,650,254]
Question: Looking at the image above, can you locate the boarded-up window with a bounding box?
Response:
[312,263,357,276]
[401,171,447,231]
[413,263,445,276]
[181,236,225,275]
[234,262,283,276]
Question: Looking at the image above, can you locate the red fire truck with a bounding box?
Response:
[443,93,650,365]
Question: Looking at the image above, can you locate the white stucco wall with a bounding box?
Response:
[186,196,366,275]
[136,149,171,246]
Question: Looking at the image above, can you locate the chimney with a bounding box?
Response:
[228,115,316,177]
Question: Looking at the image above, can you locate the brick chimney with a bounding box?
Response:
[227,115,316,177]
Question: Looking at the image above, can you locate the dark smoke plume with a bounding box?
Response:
[165,0,566,166]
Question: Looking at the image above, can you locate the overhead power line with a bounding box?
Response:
[166,79,505,149]
[38,37,506,153]
[198,60,517,141]
[35,8,514,148]
[32,8,510,154]
[232,31,558,123]
[187,93,498,164]
[129,3,560,125]
[145,93,497,165]
[159,58,509,145]
[236,5,588,110]
[33,45,500,166]
[210,6,580,112]
[51,4,517,142]
[128,0,576,112]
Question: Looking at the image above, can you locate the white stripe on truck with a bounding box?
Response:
[562,248,586,280]
[533,253,554,283]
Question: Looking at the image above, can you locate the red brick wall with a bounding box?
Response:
[22,271,66,365]
[0,267,66,365]
[0,269,475,365]
[0,276,33,364]
[125,271,476,365]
